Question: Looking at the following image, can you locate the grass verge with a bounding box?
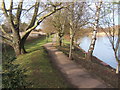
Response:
[12,36,71,88]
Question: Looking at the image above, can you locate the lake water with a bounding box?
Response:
[79,36,118,69]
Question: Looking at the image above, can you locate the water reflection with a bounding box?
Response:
[79,36,118,69]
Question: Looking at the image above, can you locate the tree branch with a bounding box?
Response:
[2,0,16,33]
[22,3,73,40]
[1,0,8,18]
[37,7,49,17]
[0,34,13,45]
[16,0,23,30]
[26,1,39,30]
[0,25,13,40]
[9,0,14,28]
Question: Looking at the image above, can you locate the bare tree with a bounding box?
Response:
[52,10,68,46]
[86,1,102,60]
[42,16,56,42]
[42,9,69,46]
[67,2,89,59]
[100,3,120,74]
[0,0,70,56]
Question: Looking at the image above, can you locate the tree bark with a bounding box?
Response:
[86,35,96,60]
[20,42,27,54]
[58,33,64,46]
[69,28,74,59]
[12,41,27,56]
[13,43,21,56]
[116,64,120,74]
[59,37,62,46]
[57,24,64,46]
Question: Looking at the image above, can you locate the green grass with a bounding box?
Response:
[14,36,71,88]
[63,40,70,45]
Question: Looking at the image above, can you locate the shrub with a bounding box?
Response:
[2,56,28,88]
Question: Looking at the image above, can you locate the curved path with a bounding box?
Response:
[44,43,108,88]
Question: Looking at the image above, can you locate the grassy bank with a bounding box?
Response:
[57,43,118,88]
[3,36,71,88]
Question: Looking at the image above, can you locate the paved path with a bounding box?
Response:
[44,43,108,88]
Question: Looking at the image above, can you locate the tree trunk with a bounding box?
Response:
[69,28,74,59]
[20,31,32,54]
[13,43,21,56]
[59,36,62,46]
[69,36,72,59]
[12,34,27,56]
[116,64,120,74]
[86,1,102,60]
[86,35,97,60]
[13,42,27,56]
[58,33,64,47]
[20,42,27,54]
[112,49,120,74]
